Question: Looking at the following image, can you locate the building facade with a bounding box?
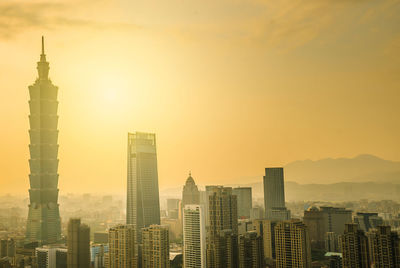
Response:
[26,37,62,245]
[108,225,136,268]
[340,224,370,268]
[263,168,290,221]
[183,205,206,268]
[182,172,200,207]
[206,186,238,268]
[36,246,67,268]
[303,206,352,249]
[367,225,400,268]
[238,231,263,268]
[126,132,161,243]
[232,187,252,219]
[274,220,312,268]
[141,225,169,268]
[253,219,277,260]
[67,218,90,268]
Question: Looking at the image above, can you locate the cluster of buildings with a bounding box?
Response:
[1,38,400,268]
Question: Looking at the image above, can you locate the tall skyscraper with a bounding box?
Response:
[263,168,290,221]
[182,172,200,207]
[141,225,170,268]
[238,231,263,268]
[183,205,206,268]
[303,206,352,249]
[126,132,161,243]
[340,223,370,268]
[206,186,238,268]
[274,220,312,268]
[67,218,90,268]
[108,225,136,268]
[232,187,252,219]
[26,37,61,245]
[367,225,400,268]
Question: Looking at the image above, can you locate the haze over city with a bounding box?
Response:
[1,1,400,268]
[1,0,400,194]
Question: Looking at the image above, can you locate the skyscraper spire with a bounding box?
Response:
[37,36,49,80]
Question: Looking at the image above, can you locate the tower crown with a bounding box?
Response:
[37,36,49,80]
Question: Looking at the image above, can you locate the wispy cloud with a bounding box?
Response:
[0,0,139,39]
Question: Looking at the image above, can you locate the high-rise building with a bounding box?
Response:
[141,225,169,268]
[367,225,400,268]
[263,168,290,221]
[274,219,312,268]
[206,186,238,268]
[183,205,206,268]
[340,223,370,268]
[56,248,67,268]
[182,172,200,207]
[207,187,238,236]
[36,246,67,268]
[0,239,15,258]
[26,37,62,245]
[90,244,108,268]
[127,132,161,243]
[67,218,90,268]
[325,253,343,268]
[232,187,252,219]
[303,206,352,249]
[108,225,136,268]
[354,212,383,232]
[253,219,277,260]
[325,232,340,253]
[238,231,263,268]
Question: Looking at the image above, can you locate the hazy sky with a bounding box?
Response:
[1,0,400,194]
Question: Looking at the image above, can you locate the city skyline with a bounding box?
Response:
[1,1,399,267]
[1,0,400,194]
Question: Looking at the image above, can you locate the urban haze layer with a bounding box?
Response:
[1,38,400,268]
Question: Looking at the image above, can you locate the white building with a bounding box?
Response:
[183,205,206,268]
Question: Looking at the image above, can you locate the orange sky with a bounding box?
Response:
[0,0,400,194]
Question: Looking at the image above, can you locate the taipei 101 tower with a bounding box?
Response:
[26,37,61,245]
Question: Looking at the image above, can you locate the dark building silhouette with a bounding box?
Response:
[367,225,400,268]
[67,219,90,268]
[0,239,15,258]
[126,132,161,243]
[340,223,370,268]
[263,168,290,220]
[182,172,200,207]
[233,187,252,219]
[26,37,61,245]
[238,231,263,268]
[303,206,352,249]
[206,187,238,268]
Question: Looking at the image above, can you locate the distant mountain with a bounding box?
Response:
[284,154,400,184]
[160,154,400,202]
